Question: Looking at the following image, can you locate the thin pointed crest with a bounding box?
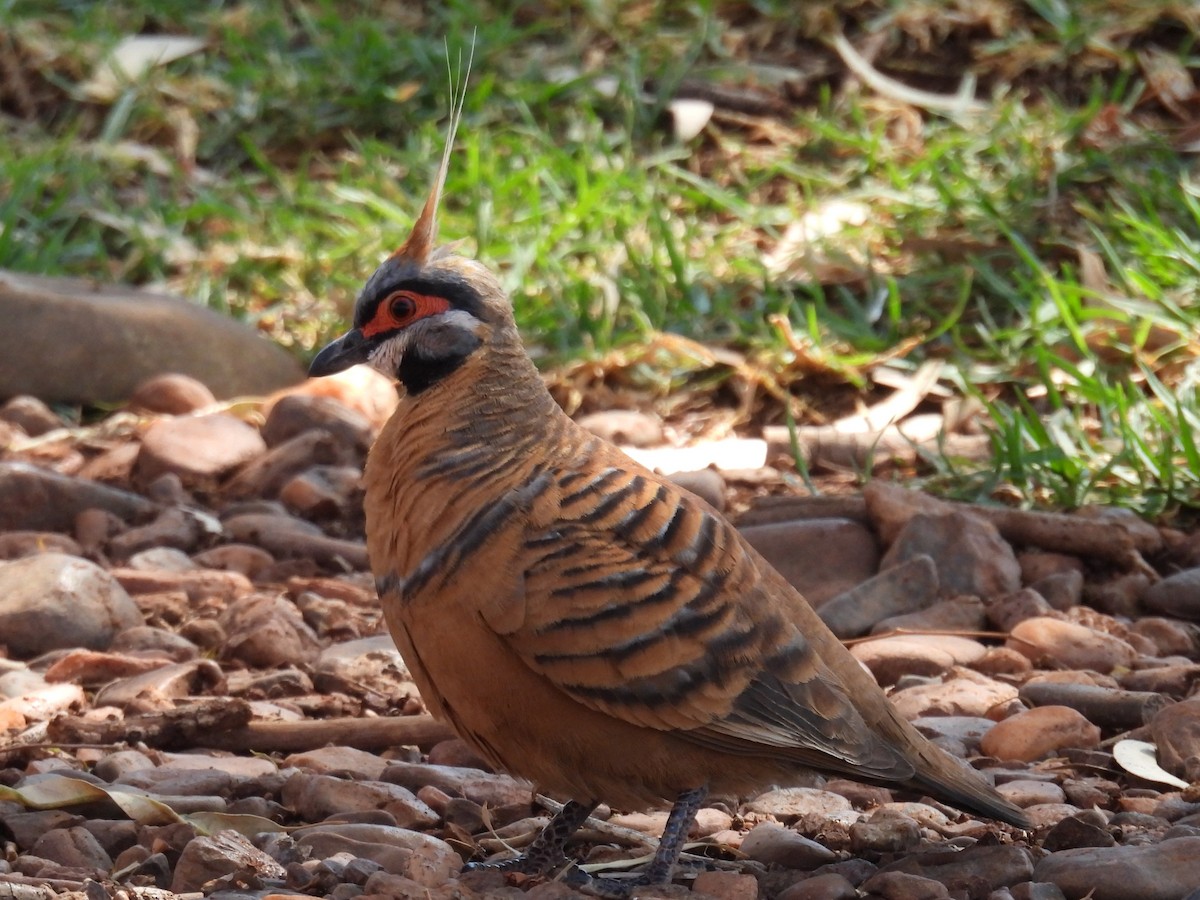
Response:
[393,33,475,263]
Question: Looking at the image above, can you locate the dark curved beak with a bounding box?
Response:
[309,328,372,377]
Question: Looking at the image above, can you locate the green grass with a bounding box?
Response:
[3,0,1200,518]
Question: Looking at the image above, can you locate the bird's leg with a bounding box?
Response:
[462,798,598,876]
[564,786,709,898]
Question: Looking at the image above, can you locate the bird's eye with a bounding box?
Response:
[389,293,416,321]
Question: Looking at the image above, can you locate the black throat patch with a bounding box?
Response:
[397,331,483,395]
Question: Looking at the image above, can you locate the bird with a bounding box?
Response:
[308,65,1030,897]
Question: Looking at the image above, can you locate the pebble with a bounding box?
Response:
[381,761,533,808]
[30,825,113,871]
[1034,836,1200,900]
[871,595,988,635]
[817,554,938,639]
[996,779,1068,808]
[285,746,391,781]
[912,716,996,755]
[192,542,276,578]
[110,624,200,661]
[971,646,1034,678]
[0,680,85,721]
[851,635,985,687]
[877,844,1035,897]
[980,706,1101,762]
[262,393,375,452]
[271,365,397,430]
[777,872,858,900]
[225,429,355,499]
[1120,663,1200,697]
[1041,811,1116,851]
[1029,569,1084,611]
[743,787,853,820]
[113,566,252,602]
[985,588,1056,632]
[1085,571,1153,618]
[219,593,322,667]
[1144,568,1200,621]
[0,460,155,533]
[43,649,176,686]
[691,871,759,900]
[1149,698,1200,783]
[1008,616,1138,673]
[1017,550,1085,584]
[222,510,369,569]
[92,749,157,782]
[1128,617,1198,657]
[848,810,921,854]
[111,509,210,558]
[280,464,363,518]
[881,509,1021,600]
[314,635,414,699]
[5,810,82,851]
[128,372,218,414]
[860,870,951,899]
[171,828,287,893]
[740,517,880,607]
[0,394,63,435]
[739,822,838,869]
[136,412,267,485]
[668,467,727,512]
[0,552,142,658]
[890,669,1019,720]
[282,773,439,829]
[292,823,460,887]
[0,530,83,560]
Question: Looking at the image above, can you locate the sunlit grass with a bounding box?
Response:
[3,0,1200,517]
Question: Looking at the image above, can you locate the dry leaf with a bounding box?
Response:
[1113,739,1191,789]
[81,35,206,102]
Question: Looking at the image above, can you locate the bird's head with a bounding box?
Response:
[309,42,511,395]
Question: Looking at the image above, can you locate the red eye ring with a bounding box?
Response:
[389,293,416,321]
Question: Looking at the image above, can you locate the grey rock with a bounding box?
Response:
[739,822,838,869]
[170,829,287,893]
[818,554,938,639]
[219,593,321,668]
[883,509,1021,600]
[0,461,154,531]
[1034,836,1200,900]
[0,395,63,435]
[872,595,987,635]
[880,844,1035,897]
[136,413,267,485]
[741,517,880,606]
[128,372,218,414]
[0,269,302,404]
[281,773,439,829]
[0,553,142,658]
[262,393,374,451]
[30,825,112,872]
[1145,568,1200,621]
[381,761,533,808]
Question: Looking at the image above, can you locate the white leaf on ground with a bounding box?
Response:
[1113,739,1190,789]
[81,35,206,102]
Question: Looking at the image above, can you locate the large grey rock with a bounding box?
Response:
[1034,837,1200,900]
[0,553,142,657]
[0,270,303,403]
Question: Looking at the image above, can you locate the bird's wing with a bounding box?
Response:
[479,462,916,783]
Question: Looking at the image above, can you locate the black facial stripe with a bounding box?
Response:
[356,272,486,330]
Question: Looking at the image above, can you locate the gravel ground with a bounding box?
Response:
[1,371,1199,900]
